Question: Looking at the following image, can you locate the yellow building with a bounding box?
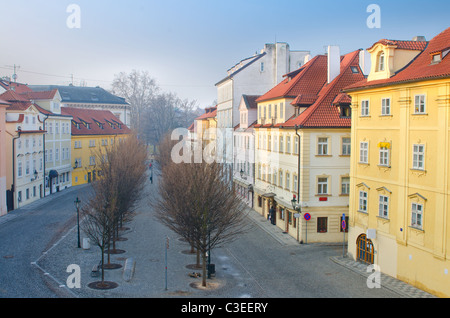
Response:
[344,27,450,297]
[61,107,131,186]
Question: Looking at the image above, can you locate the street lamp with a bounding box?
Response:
[74,196,81,248]
[240,168,247,180]
[291,194,301,212]
[73,159,78,169]
[291,194,302,243]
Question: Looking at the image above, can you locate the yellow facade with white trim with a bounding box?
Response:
[347,77,450,297]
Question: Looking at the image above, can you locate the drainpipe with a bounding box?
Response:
[11,132,20,209]
[294,124,300,201]
[42,115,48,197]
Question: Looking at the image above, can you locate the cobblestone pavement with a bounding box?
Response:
[8,172,435,299]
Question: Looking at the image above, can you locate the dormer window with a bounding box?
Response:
[431,53,442,64]
[378,51,385,71]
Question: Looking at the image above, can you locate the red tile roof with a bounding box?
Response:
[345,27,450,92]
[256,55,328,103]
[19,89,58,100]
[195,105,217,120]
[283,50,365,128]
[367,39,428,51]
[61,107,131,136]
[0,90,34,111]
[0,81,32,94]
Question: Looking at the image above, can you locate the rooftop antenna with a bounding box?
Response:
[6,64,20,82]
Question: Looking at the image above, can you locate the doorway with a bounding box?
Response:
[356,234,374,264]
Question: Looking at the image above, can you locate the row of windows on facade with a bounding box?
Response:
[45,172,70,188]
[257,167,350,196]
[73,155,104,168]
[358,190,424,230]
[73,138,120,149]
[360,95,426,117]
[44,147,71,163]
[16,172,70,203]
[44,121,71,135]
[258,102,285,121]
[258,135,351,156]
[359,141,425,169]
[256,195,349,233]
[17,158,43,178]
[234,135,253,149]
[17,136,43,150]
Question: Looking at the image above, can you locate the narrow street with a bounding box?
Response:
[0,172,403,299]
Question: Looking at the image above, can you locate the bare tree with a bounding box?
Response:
[111,70,159,138]
[82,134,148,286]
[152,138,250,287]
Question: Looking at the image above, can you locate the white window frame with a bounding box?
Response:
[318,137,328,155]
[412,144,425,170]
[414,95,426,114]
[359,142,369,163]
[341,177,350,195]
[379,146,390,166]
[359,191,368,212]
[317,177,328,195]
[411,203,423,229]
[378,195,389,218]
[361,100,370,116]
[342,137,351,156]
[381,98,391,115]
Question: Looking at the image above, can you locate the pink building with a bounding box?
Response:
[0,99,10,216]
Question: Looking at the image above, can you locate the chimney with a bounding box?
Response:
[359,49,372,76]
[412,36,426,42]
[327,45,340,84]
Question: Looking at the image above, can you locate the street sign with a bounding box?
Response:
[304,213,311,221]
[342,220,346,230]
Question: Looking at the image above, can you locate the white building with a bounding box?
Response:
[29,85,131,128]
[20,90,74,195]
[233,95,258,207]
[215,43,310,163]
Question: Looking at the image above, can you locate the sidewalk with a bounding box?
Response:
[243,206,436,298]
[16,180,438,298]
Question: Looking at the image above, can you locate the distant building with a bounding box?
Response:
[29,85,131,128]
[61,107,131,186]
[233,95,259,208]
[0,99,10,215]
[215,43,310,163]
[1,90,46,210]
[20,90,73,195]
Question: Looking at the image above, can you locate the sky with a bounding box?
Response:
[0,0,449,108]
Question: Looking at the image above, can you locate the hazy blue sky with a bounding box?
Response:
[0,0,449,107]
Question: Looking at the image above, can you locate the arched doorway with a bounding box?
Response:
[356,234,374,264]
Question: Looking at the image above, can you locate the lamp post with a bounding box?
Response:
[291,195,302,243]
[74,196,81,248]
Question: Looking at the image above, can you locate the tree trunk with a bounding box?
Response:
[201,252,207,287]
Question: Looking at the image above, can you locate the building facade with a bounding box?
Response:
[20,90,73,195]
[61,107,131,186]
[233,95,258,207]
[29,85,131,128]
[0,99,9,215]
[1,91,46,210]
[344,28,450,297]
[215,43,310,163]
[254,47,367,243]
